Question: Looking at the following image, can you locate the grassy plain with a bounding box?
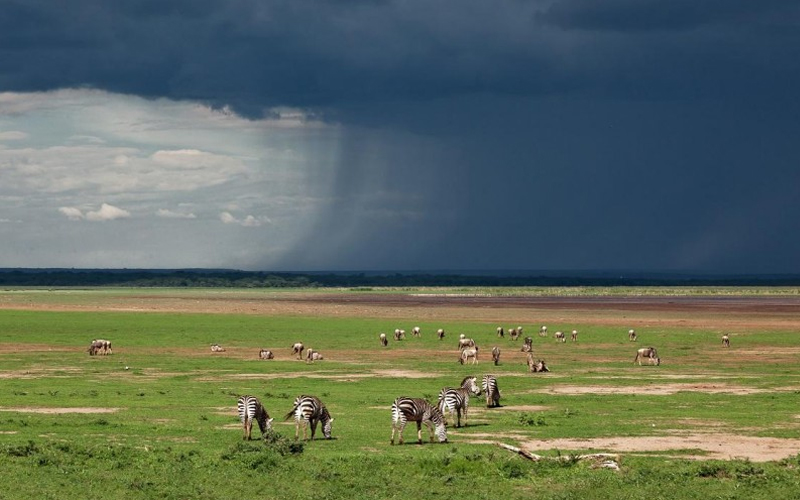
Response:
[1,287,800,499]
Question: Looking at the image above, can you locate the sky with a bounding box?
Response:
[1,0,799,273]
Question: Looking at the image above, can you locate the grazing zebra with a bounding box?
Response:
[481,375,501,407]
[457,338,476,350]
[634,347,659,365]
[437,328,445,340]
[460,346,479,365]
[210,343,225,352]
[292,342,305,359]
[437,377,480,428]
[379,333,388,347]
[722,334,730,348]
[237,395,274,440]
[88,339,112,356]
[539,325,548,337]
[412,326,421,337]
[554,331,566,342]
[259,349,274,360]
[394,329,405,341]
[390,397,447,445]
[284,395,334,441]
[628,329,637,342]
[571,330,578,342]
[491,346,501,366]
[520,337,533,352]
[496,326,504,338]
[509,328,520,341]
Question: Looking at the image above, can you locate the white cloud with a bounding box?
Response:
[58,207,85,220]
[85,203,131,221]
[0,131,28,141]
[220,211,271,227]
[157,208,197,219]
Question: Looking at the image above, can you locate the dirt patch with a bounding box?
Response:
[519,435,800,462]
[532,384,769,395]
[0,407,119,414]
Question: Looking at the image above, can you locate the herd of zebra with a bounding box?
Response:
[236,373,502,445]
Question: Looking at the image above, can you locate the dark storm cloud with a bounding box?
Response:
[4,0,796,112]
[4,0,800,272]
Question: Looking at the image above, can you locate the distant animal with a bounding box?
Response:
[437,328,445,340]
[539,325,548,337]
[284,395,333,441]
[292,342,305,359]
[457,338,476,350]
[412,326,421,337]
[527,353,549,373]
[237,395,273,440]
[496,327,504,338]
[481,375,501,407]
[459,347,478,365]
[210,343,225,353]
[394,329,405,341]
[259,349,274,360]
[722,334,730,348]
[306,349,323,362]
[571,330,578,342]
[644,356,661,366]
[459,333,466,340]
[520,337,533,352]
[509,327,520,341]
[437,376,480,428]
[628,329,637,342]
[390,397,447,445]
[554,331,566,342]
[491,346,501,366]
[634,347,659,365]
[379,333,388,347]
[88,339,112,356]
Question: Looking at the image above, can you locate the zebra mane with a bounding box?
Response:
[460,376,476,386]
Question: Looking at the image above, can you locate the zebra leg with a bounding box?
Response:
[416,421,423,444]
[310,418,318,440]
[456,408,461,428]
[244,417,252,440]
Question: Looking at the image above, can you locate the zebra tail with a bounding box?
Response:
[284,404,299,421]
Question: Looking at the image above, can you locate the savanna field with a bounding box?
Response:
[2,287,800,499]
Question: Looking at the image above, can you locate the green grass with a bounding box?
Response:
[1,289,800,499]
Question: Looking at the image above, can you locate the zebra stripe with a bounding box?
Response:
[284,395,333,441]
[481,375,501,407]
[391,397,447,445]
[237,395,273,440]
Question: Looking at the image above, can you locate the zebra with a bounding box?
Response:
[284,395,333,441]
[509,328,520,341]
[571,329,578,342]
[539,325,548,337]
[379,333,388,346]
[412,326,421,337]
[496,326,504,338]
[628,329,637,342]
[210,343,225,352]
[554,331,566,342]
[237,395,274,440]
[722,334,730,348]
[259,349,274,360]
[481,374,501,407]
[394,329,405,341]
[390,397,447,445]
[437,328,445,340]
[437,376,480,428]
[292,342,304,359]
[491,346,500,365]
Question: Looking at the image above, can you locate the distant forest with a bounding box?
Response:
[0,269,799,288]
